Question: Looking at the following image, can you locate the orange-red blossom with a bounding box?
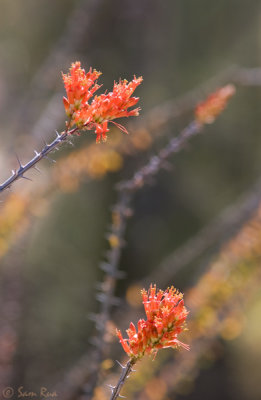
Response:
[116,285,189,360]
[62,62,142,143]
[195,84,236,125]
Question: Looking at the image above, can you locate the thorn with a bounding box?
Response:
[88,313,104,330]
[107,384,117,394]
[21,175,32,181]
[116,360,126,369]
[99,261,109,271]
[107,385,116,389]
[119,395,126,398]
[96,293,108,303]
[55,130,61,139]
[100,263,126,279]
[15,153,23,169]
[40,136,48,147]
[96,293,121,306]
[95,323,104,332]
[34,166,41,173]
[68,140,74,146]
[34,150,40,157]
[44,155,56,163]
[100,262,115,273]
[11,169,16,176]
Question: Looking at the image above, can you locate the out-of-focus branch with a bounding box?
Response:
[4,65,261,197]
[128,65,261,140]
[113,200,261,399]
[143,175,261,287]
[86,192,132,398]
[10,0,106,136]
[117,120,201,193]
[58,119,216,400]
[111,191,261,395]
[55,164,261,400]
[233,66,261,86]
[133,262,261,400]
[113,175,261,334]
[29,64,255,190]
[1,66,259,398]
[11,65,261,167]
[51,82,236,398]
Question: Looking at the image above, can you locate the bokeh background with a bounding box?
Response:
[0,1,261,399]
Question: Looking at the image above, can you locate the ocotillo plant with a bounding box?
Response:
[111,285,189,400]
[0,61,238,400]
[0,62,142,193]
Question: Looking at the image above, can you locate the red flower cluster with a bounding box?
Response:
[62,62,142,143]
[195,84,236,125]
[117,285,189,360]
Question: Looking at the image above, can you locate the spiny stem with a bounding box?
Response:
[110,359,136,400]
[91,121,202,397]
[117,120,202,193]
[0,126,78,194]
[87,192,131,398]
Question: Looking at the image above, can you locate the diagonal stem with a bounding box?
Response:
[117,120,202,193]
[0,126,78,194]
[110,359,136,400]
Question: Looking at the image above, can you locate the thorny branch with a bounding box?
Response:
[87,192,132,396]
[0,127,77,194]
[135,261,261,400]
[48,66,261,399]
[109,359,136,400]
[51,176,261,400]
[3,65,261,399]
[8,65,261,171]
[2,65,261,197]
[108,197,261,399]
[145,175,261,287]
[86,120,204,397]
[64,81,234,397]
[117,120,202,193]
